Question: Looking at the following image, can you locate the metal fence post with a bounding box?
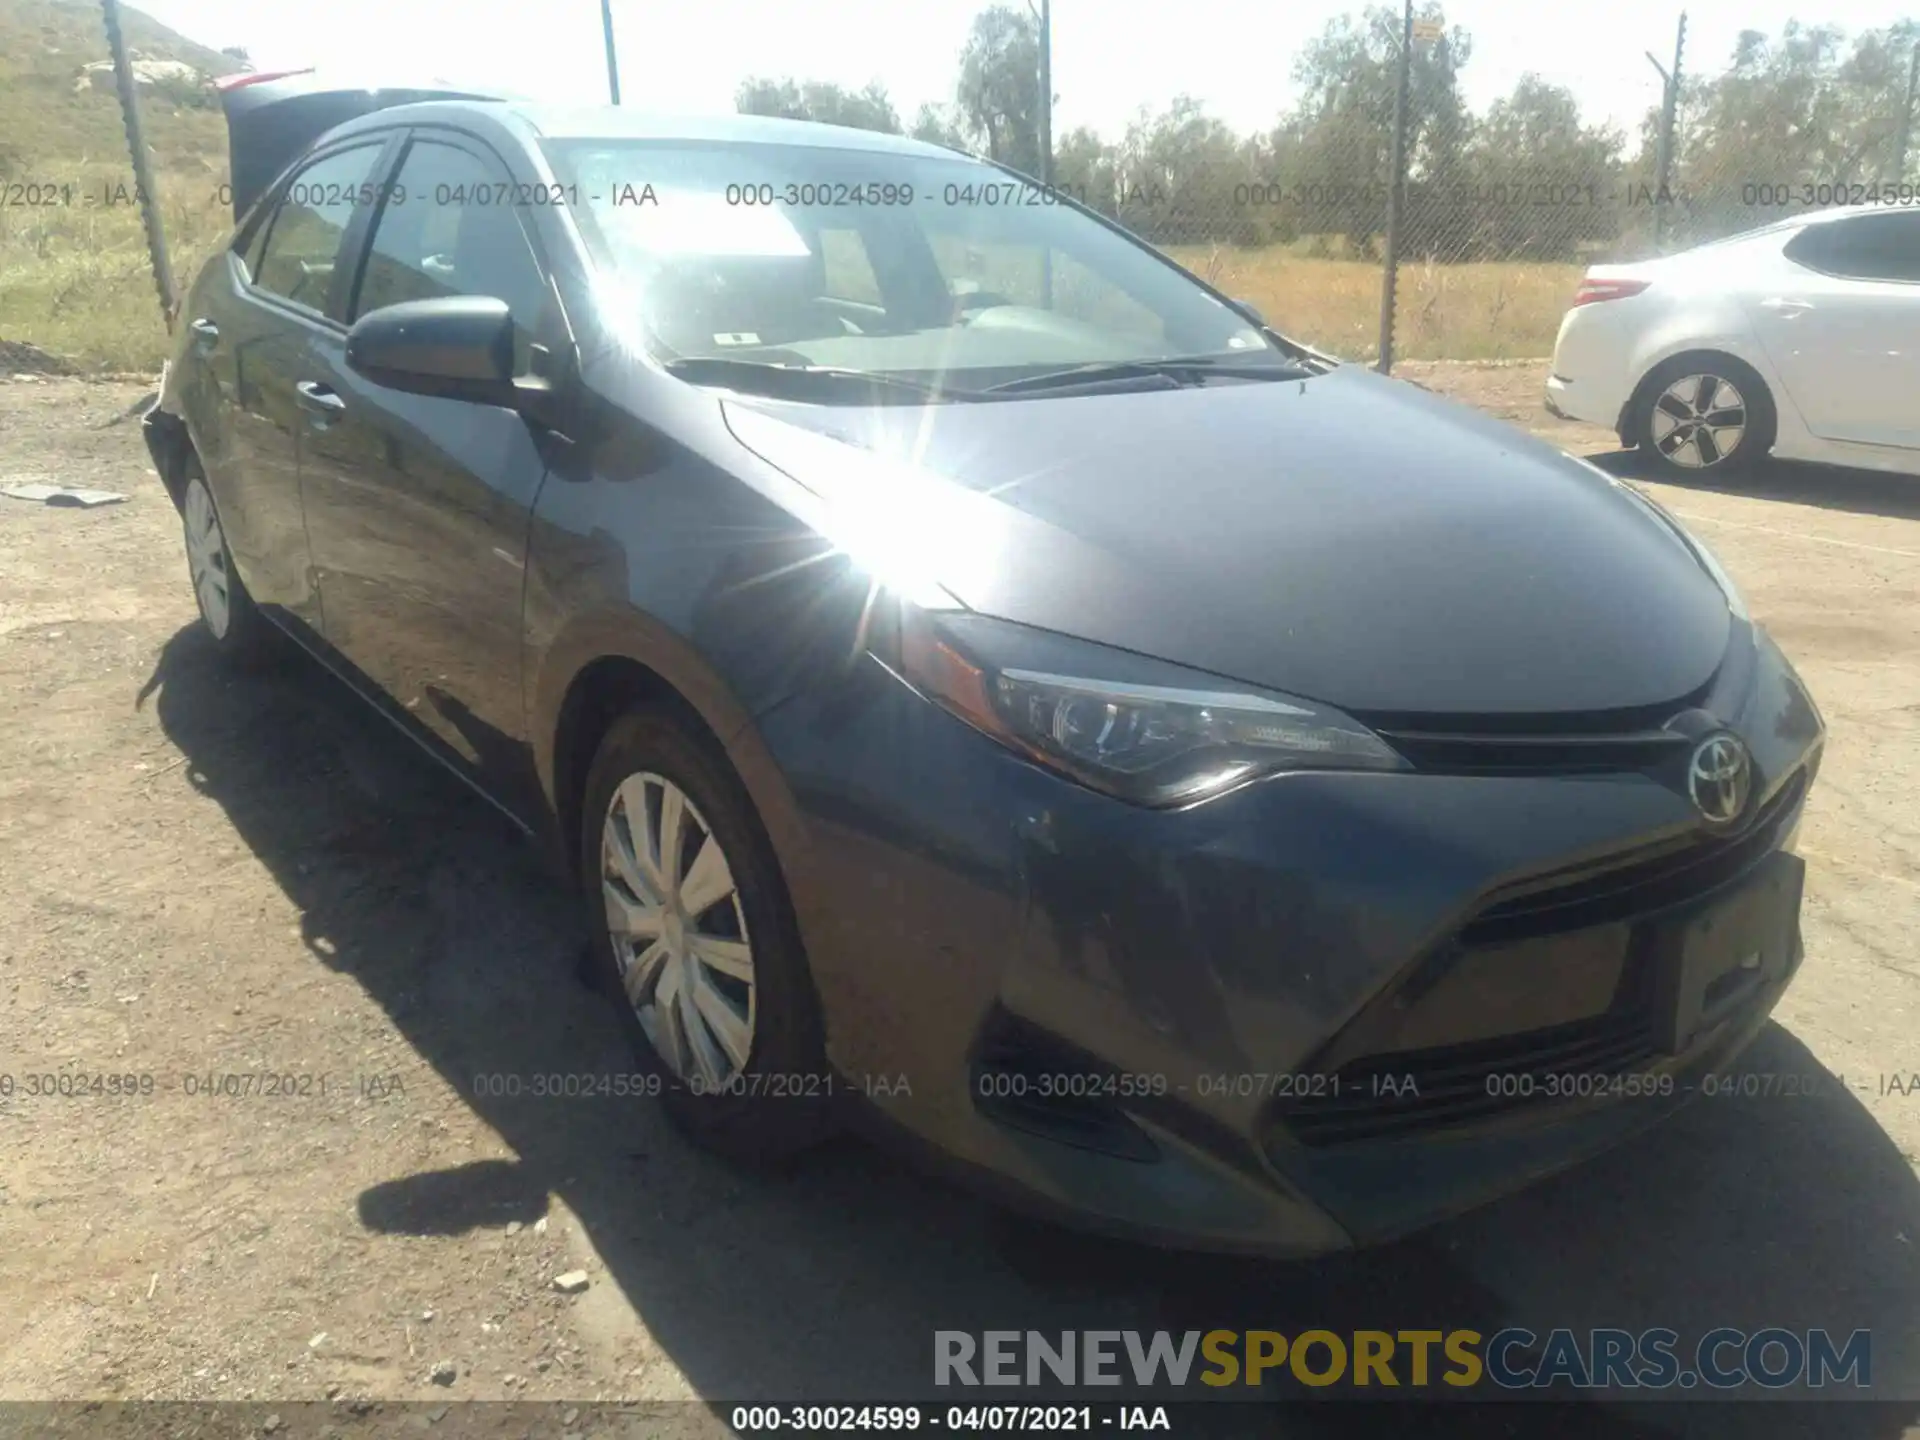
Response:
[601,0,622,104]
[1375,0,1414,374]
[1897,42,1918,178]
[1648,11,1685,253]
[101,0,176,333]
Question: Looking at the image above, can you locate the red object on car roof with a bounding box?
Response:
[212,67,315,93]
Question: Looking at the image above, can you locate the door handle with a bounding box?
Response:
[1759,297,1813,316]
[189,317,219,348]
[295,380,347,425]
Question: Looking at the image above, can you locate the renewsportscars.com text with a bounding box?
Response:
[934,1328,1870,1391]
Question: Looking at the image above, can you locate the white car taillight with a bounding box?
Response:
[1572,277,1652,306]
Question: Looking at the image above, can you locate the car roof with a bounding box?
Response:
[330,98,969,160]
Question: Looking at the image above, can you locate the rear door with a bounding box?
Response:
[1751,212,1920,452]
[297,128,567,808]
[181,138,394,630]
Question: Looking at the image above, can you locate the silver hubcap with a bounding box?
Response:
[1652,374,1747,469]
[183,478,232,638]
[601,772,755,1088]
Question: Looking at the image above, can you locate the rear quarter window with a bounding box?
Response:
[1783,213,1920,283]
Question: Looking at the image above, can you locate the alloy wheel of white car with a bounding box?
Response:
[183,475,233,639]
[601,770,757,1089]
[1649,373,1748,470]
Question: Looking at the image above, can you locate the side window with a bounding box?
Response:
[1785,215,1920,284]
[253,145,385,313]
[354,140,550,372]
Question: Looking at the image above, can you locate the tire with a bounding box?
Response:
[1633,354,1776,482]
[180,464,277,665]
[579,706,834,1163]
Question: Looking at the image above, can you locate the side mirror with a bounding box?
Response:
[346,296,517,407]
[1230,297,1267,328]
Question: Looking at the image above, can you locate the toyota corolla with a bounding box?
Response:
[144,77,1825,1255]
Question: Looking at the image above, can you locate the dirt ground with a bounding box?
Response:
[1,362,1917,1436]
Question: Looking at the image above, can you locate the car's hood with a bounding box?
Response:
[720,365,1732,718]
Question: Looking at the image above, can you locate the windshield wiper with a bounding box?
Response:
[663,358,978,404]
[981,354,1313,396]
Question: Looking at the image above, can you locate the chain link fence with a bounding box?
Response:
[859,2,1920,370]
[31,0,1920,372]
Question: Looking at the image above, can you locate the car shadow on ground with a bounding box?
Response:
[141,624,1920,1438]
[1585,449,1920,524]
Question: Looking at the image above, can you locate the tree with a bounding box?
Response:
[1051,125,1120,210]
[733,78,901,134]
[1457,75,1625,258]
[1107,98,1264,244]
[1268,4,1474,255]
[910,102,972,152]
[1658,20,1920,245]
[956,4,1043,174]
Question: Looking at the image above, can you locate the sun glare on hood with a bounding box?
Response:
[720,401,1008,609]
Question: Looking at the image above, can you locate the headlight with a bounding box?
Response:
[885,605,1406,806]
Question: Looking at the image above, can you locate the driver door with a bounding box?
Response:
[297,130,569,809]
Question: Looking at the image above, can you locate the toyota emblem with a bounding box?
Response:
[1687,733,1752,825]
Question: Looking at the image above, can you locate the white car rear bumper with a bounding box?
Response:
[1546,305,1638,436]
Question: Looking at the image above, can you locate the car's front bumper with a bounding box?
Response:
[755,623,1825,1256]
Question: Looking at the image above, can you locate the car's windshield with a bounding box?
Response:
[542,138,1284,397]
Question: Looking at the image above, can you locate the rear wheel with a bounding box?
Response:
[580,707,834,1163]
[1634,356,1775,481]
[181,468,274,663]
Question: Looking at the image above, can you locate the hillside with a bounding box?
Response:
[0,0,243,173]
[0,0,244,369]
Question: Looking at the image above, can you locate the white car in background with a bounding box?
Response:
[1546,204,1920,480]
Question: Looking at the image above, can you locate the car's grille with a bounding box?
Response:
[1277,1009,1662,1146]
[1376,726,1692,776]
[1271,766,1808,1149]
[969,1011,1159,1162]
[1367,692,1717,778]
[1462,769,1806,945]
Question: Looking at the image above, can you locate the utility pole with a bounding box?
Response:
[1375,0,1414,374]
[1898,41,1918,179]
[101,0,175,331]
[1038,0,1052,187]
[600,0,621,105]
[1026,0,1054,306]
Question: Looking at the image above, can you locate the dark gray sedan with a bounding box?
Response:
[145,75,1825,1255]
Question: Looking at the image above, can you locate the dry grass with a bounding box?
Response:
[0,161,230,371]
[0,0,241,371]
[1166,243,1582,362]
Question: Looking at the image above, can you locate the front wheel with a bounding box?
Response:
[580,708,835,1163]
[180,468,274,663]
[1635,358,1775,481]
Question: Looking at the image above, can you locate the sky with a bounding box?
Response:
[134,0,1919,143]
